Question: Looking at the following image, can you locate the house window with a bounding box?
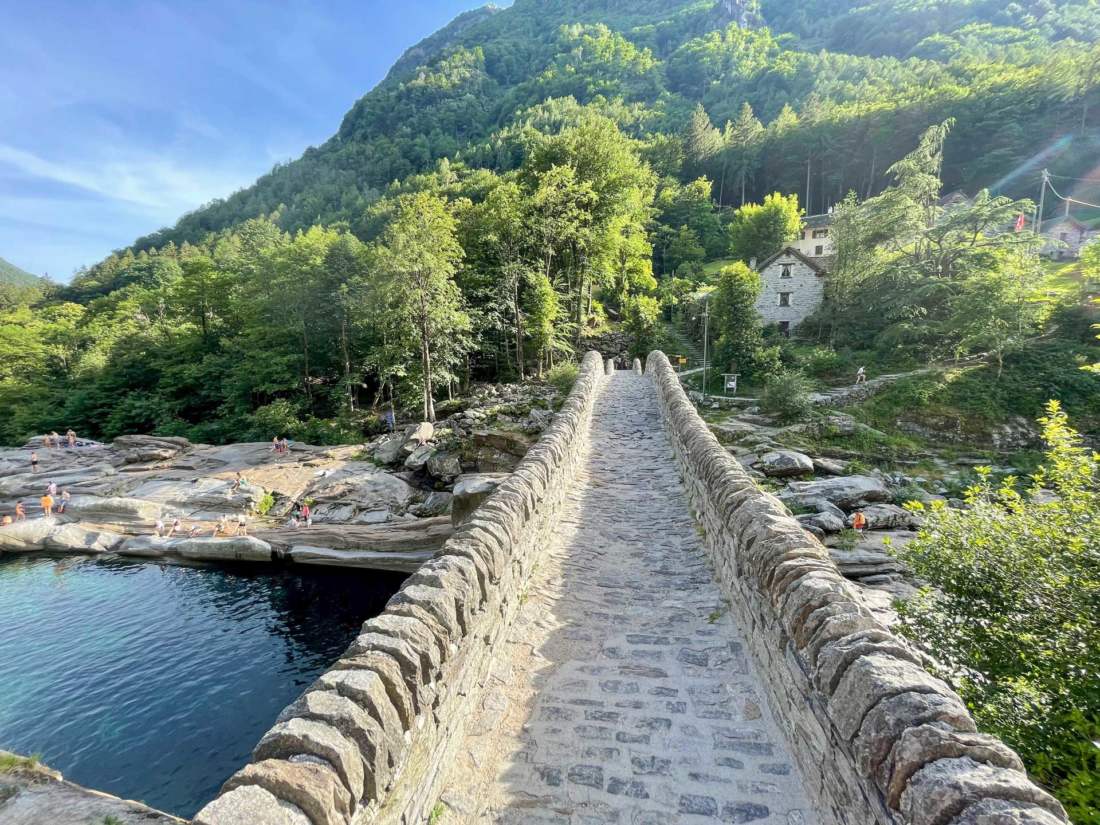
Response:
[780,263,792,278]
[814,245,824,256]
[812,228,829,238]
[778,321,791,337]
[778,292,792,307]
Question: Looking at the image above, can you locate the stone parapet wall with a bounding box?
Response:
[645,350,1069,825]
[194,351,607,825]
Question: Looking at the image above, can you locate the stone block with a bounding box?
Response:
[316,668,407,769]
[883,723,1025,809]
[333,650,415,727]
[829,653,959,741]
[900,758,1067,825]
[254,716,365,801]
[854,690,977,781]
[222,758,352,825]
[193,784,311,825]
[276,690,390,799]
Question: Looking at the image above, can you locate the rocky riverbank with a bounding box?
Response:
[704,399,1032,621]
[0,382,561,572]
[0,751,184,825]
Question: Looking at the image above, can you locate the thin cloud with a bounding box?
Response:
[0,142,251,213]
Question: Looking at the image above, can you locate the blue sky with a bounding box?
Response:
[0,0,496,281]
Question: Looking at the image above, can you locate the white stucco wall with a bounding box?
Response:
[755,254,825,330]
[792,226,834,258]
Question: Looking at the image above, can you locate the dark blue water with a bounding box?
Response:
[0,555,405,817]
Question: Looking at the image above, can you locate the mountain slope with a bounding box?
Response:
[124,0,1098,259]
[0,256,39,286]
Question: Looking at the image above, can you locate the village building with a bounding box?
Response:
[1039,214,1097,259]
[792,211,835,258]
[753,246,828,336]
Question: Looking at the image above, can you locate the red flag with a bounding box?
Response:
[1014,213,1026,232]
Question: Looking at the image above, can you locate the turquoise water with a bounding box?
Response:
[0,554,405,817]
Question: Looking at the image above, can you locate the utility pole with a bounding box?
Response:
[1033,168,1049,235]
[701,297,711,403]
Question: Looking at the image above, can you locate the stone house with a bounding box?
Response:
[792,212,834,258]
[753,247,828,336]
[1039,214,1097,259]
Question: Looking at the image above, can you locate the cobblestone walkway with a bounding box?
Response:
[437,372,816,825]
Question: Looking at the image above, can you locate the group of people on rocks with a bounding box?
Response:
[1,480,71,526]
[152,512,251,539]
[3,430,321,539]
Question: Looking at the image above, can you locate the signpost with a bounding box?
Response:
[722,373,740,395]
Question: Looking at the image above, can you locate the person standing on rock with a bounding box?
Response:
[301,502,312,528]
[230,472,244,493]
[57,489,70,514]
[66,429,77,448]
[49,431,60,449]
[30,451,39,473]
[855,366,867,385]
[15,502,26,521]
[46,480,57,497]
[852,511,867,533]
[40,492,54,517]
[235,512,248,537]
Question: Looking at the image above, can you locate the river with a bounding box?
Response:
[0,554,405,817]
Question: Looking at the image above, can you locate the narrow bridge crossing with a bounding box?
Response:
[437,371,815,824]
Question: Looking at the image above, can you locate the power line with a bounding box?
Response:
[1047,173,1100,184]
[1044,177,1100,211]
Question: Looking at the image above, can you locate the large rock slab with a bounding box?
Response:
[848,503,920,531]
[451,473,509,526]
[781,475,892,510]
[42,523,126,554]
[62,494,164,524]
[113,434,192,464]
[0,751,184,824]
[288,545,435,573]
[303,463,417,523]
[258,517,453,560]
[125,477,264,518]
[0,518,59,552]
[115,535,273,562]
[758,449,814,477]
[0,464,118,497]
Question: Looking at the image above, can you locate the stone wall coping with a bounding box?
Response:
[644,350,1068,825]
[194,351,607,825]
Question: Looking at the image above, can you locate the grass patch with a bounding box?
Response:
[429,802,447,824]
[0,753,40,773]
[255,491,276,516]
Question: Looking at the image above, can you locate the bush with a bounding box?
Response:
[546,362,579,395]
[896,402,1100,822]
[760,369,814,422]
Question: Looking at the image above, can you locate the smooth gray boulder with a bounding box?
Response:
[175,536,273,562]
[849,503,920,530]
[403,444,434,470]
[0,518,58,552]
[798,511,846,534]
[43,523,125,554]
[125,477,264,518]
[426,451,462,481]
[372,435,405,466]
[116,535,172,558]
[61,495,164,524]
[451,473,509,526]
[758,450,814,477]
[0,464,117,497]
[304,463,417,523]
[781,475,891,510]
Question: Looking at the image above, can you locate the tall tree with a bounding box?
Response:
[373,192,470,422]
[727,192,803,264]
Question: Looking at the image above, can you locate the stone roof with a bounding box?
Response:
[803,212,834,228]
[756,246,829,275]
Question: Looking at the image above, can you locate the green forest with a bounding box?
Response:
[3,0,1097,447]
[2,1,1099,814]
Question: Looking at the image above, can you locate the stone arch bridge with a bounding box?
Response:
[195,352,1069,825]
